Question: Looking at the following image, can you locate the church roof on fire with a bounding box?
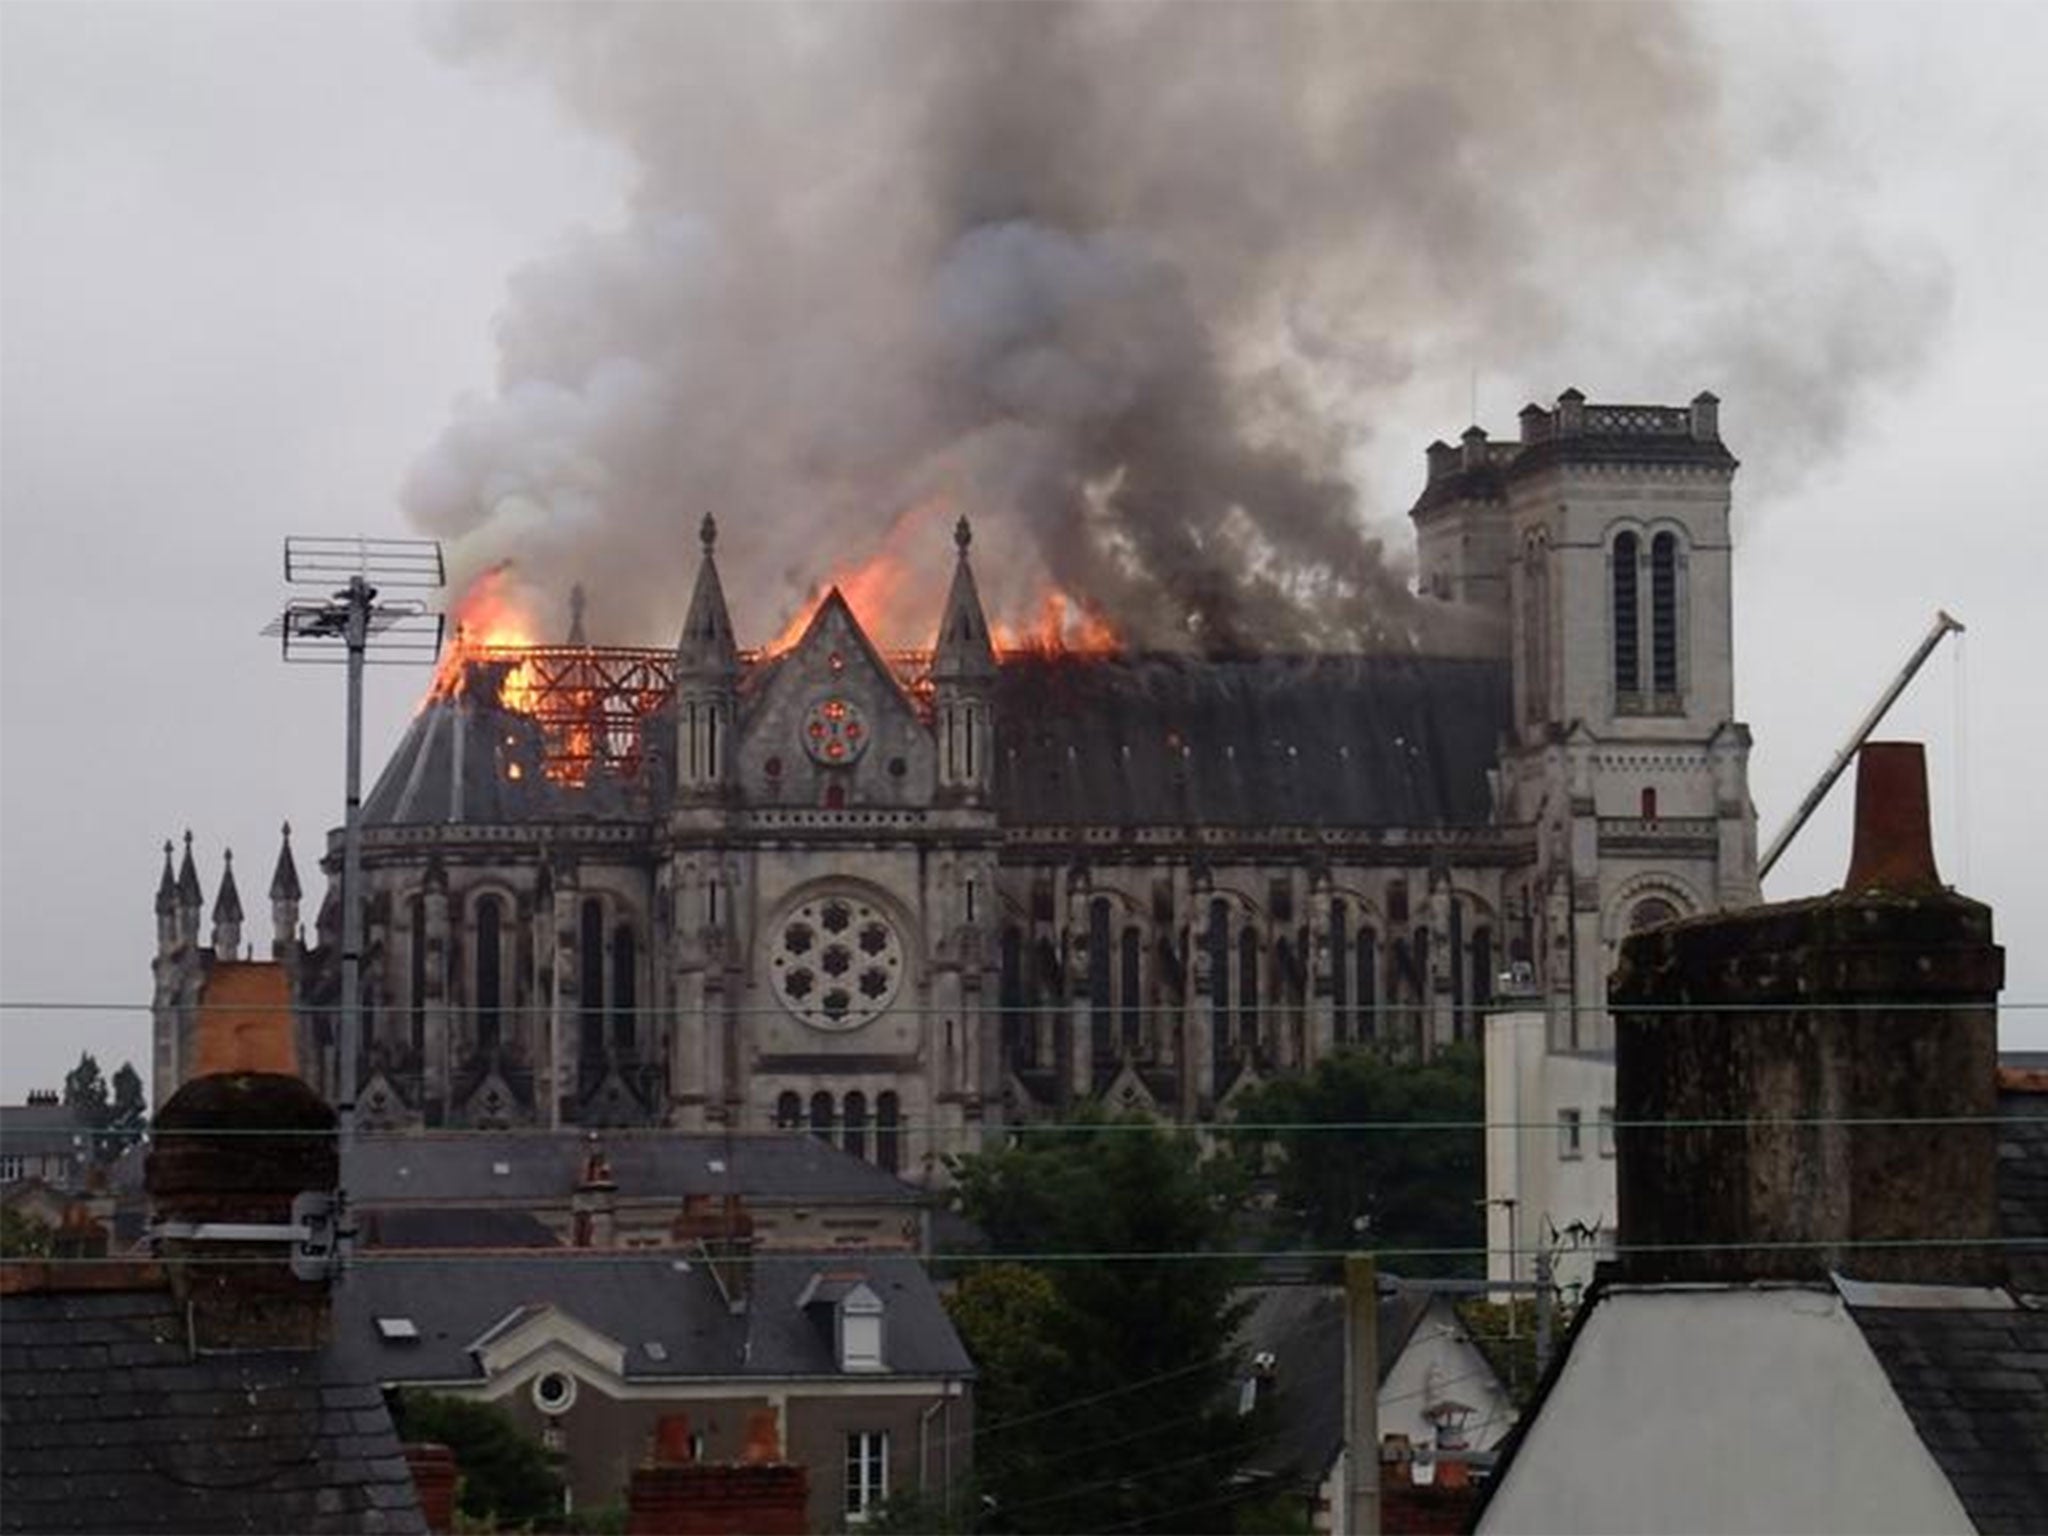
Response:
[359,647,1510,831]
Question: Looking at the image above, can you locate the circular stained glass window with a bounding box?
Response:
[769,894,903,1031]
[802,695,870,765]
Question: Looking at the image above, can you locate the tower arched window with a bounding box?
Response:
[1523,536,1550,725]
[876,1092,901,1174]
[1207,900,1231,1051]
[843,1092,869,1161]
[474,895,503,1054]
[809,1091,836,1138]
[1000,926,1026,1066]
[776,1091,802,1130]
[579,898,604,1066]
[1612,531,1641,701]
[611,926,637,1058]
[1651,531,1680,699]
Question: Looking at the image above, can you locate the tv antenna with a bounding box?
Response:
[263,537,444,1235]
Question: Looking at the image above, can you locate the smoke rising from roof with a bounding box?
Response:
[403,1,1947,653]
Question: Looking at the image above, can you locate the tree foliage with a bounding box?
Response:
[1229,1043,1485,1276]
[0,1208,57,1258]
[58,1051,148,1164]
[62,1053,109,1124]
[946,1115,1257,1534]
[391,1391,563,1528]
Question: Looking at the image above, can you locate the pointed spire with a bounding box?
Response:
[212,850,243,924]
[676,512,739,676]
[567,582,588,646]
[176,830,203,908]
[155,840,178,916]
[269,822,301,902]
[933,515,996,680]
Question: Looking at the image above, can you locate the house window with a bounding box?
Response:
[1598,1104,1617,1158]
[0,1155,22,1182]
[1559,1107,1584,1160]
[841,1296,885,1371]
[846,1431,889,1522]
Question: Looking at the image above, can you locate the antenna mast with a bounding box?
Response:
[266,536,444,1255]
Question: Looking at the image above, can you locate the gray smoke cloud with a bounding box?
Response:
[403,1,1947,654]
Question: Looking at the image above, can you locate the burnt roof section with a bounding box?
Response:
[333,1252,972,1385]
[0,1282,425,1535]
[348,1130,928,1208]
[1850,1300,2048,1534]
[993,653,1510,827]
[360,693,649,827]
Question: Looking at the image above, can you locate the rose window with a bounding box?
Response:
[770,895,903,1031]
[803,696,870,765]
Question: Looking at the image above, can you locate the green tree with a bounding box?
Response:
[0,1208,57,1258]
[102,1062,147,1161]
[1229,1043,1485,1276]
[62,1052,108,1126]
[390,1391,563,1529]
[946,1115,1256,1534]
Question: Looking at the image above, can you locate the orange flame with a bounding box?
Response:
[430,563,541,711]
[993,589,1121,656]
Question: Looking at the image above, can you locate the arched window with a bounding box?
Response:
[1631,897,1680,933]
[1356,926,1378,1042]
[1651,532,1680,698]
[579,898,604,1065]
[776,1091,802,1129]
[1472,926,1495,1025]
[876,1092,901,1174]
[1330,900,1350,1046]
[824,780,847,810]
[843,1092,869,1161]
[809,1091,836,1138]
[1612,531,1641,699]
[1120,926,1142,1055]
[409,894,427,1054]
[474,895,502,1054]
[1000,926,1026,1066]
[1238,926,1260,1050]
[1208,900,1232,1050]
[1523,536,1550,725]
[611,926,637,1058]
[1088,897,1112,1064]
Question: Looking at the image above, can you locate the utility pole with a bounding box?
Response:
[1534,1242,1555,1379]
[269,537,442,1253]
[1344,1254,1381,1536]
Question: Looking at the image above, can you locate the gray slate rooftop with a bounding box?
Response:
[1997,1079,2047,1298]
[1849,1299,2048,1535]
[347,1130,927,1207]
[993,654,1511,828]
[0,1282,425,1535]
[332,1251,973,1386]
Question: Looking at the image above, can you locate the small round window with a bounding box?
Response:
[769,894,904,1032]
[532,1369,578,1414]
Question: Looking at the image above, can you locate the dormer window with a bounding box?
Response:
[840,1285,885,1372]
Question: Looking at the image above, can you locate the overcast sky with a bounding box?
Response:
[2,1,2043,1100]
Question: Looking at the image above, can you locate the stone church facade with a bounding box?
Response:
[153,390,1756,1183]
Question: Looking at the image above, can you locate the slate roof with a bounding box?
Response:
[0,1276,425,1535]
[359,1206,561,1250]
[992,654,1510,828]
[0,1100,93,1166]
[1232,1281,1435,1485]
[1997,1074,2048,1298]
[1848,1296,2048,1535]
[347,1130,927,1208]
[331,1252,973,1386]
[360,695,651,827]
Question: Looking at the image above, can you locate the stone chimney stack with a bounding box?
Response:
[571,1137,618,1249]
[1612,742,2004,1286]
[145,1072,338,1349]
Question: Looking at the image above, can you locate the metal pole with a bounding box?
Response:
[338,577,370,1181]
[1758,610,1963,880]
[1534,1244,1554,1379]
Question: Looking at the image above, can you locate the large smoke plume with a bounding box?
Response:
[404,1,1946,653]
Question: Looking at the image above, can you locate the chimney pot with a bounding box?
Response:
[1843,742,1941,894]
[1459,425,1488,470]
[654,1414,695,1466]
[1425,440,1455,483]
[1690,389,1721,441]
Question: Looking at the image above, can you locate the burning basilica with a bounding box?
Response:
[153,390,1758,1182]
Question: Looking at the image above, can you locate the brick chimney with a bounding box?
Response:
[145,1071,338,1349]
[627,1410,809,1536]
[403,1443,458,1534]
[1612,742,2004,1285]
[673,1194,755,1310]
[571,1137,618,1249]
